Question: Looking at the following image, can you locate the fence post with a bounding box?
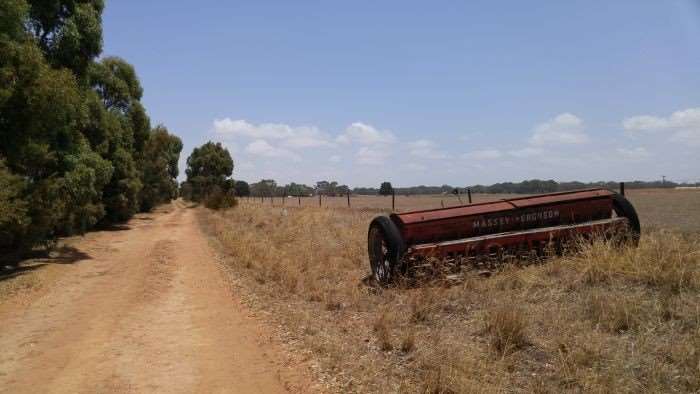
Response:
[392,190,395,211]
[319,194,322,207]
[620,182,625,196]
[298,196,301,206]
[441,200,444,208]
[467,188,472,204]
[347,191,351,208]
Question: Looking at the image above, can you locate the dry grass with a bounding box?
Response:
[243,188,700,232]
[200,200,700,393]
[484,305,529,356]
[255,193,529,212]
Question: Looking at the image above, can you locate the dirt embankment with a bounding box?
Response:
[0,202,312,394]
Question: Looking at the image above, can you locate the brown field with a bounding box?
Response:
[248,193,527,211]
[202,188,700,393]
[244,188,700,233]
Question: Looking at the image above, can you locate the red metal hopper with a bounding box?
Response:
[367,188,640,285]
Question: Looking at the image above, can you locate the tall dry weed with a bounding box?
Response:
[571,231,699,292]
[483,304,528,356]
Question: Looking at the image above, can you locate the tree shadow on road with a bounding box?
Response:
[1,246,92,282]
[95,223,132,232]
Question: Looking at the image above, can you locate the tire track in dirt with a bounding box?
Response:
[0,202,311,393]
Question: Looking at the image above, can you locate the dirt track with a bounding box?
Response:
[0,202,309,393]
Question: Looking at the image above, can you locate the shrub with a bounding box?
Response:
[204,186,237,210]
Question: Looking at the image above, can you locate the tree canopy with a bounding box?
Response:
[0,0,182,260]
[379,182,394,196]
[183,142,234,201]
[233,180,250,197]
[181,142,236,209]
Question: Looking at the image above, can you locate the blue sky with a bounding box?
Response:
[102,1,700,187]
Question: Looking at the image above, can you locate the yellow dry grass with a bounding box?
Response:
[200,201,700,393]
[243,188,700,232]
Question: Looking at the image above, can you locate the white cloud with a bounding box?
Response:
[622,115,669,131]
[356,146,389,165]
[623,107,700,145]
[530,113,589,146]
[245,139,301,161]
[214,119,289,139]
[408,139,448,159]
[462,149,503,160]
[337,122,396,145]
[616,147,651,160]
[214,118,333,149]
[508,147,543,158]
[329,155,341,163]
[285,127,334,148]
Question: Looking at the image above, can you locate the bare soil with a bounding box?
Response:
[0,201,312,394]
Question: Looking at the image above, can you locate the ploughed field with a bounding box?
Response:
[203,188,700,393]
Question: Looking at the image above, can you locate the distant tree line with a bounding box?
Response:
[468,179,687,194]
[1,1,182,261]
[230,179,352,197]
[234,179,689,197]
[353,179,689,195]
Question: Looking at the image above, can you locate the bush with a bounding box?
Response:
[204,186,237,210]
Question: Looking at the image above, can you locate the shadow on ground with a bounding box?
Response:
[1,246,92,282]
[95,223,132,232]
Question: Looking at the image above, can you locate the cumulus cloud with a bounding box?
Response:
[616,147,651,160]
[408,139,448,159]
[245,139,300,161]
[213,118,400,169]
[622,115,669,131]
[337,122,396,145]
[462,149,503,160]
[356,146,389,165]
[530,113,589,146]
[623,107,700,145]
[214,118,333,149]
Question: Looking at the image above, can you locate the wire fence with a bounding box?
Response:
[239,183,630,213]
[240,191,512,212]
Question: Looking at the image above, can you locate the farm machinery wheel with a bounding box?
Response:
[612,193,641,245]
[367,216,405,286]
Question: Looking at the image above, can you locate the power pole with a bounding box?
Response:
[661,175,666,186]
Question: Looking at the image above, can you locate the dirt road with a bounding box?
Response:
[0,202,309,393]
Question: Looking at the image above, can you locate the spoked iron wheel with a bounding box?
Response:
[367,216,405,286]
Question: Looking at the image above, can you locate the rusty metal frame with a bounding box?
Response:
[408,217,628,259]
